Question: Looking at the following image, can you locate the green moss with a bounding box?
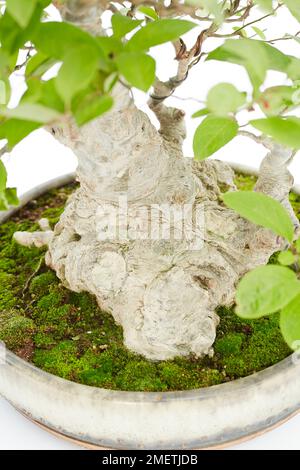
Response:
[234,173,256,191]
[214,307,290,378]
[33,341,81,380]
[215,333,244,356]
[0,177,296,391]
[0,310,35,350]
[115,360,167,392]
[30,272,58,296]
[34,331,56,348]
[0,272,19,310]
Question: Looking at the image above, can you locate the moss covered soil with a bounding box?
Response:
[0,175,298,392]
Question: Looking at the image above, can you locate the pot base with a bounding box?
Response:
[13,404,300,450]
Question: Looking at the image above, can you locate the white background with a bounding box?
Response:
[1,4,300,450]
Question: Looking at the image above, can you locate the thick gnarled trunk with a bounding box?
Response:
[14,0,298,360]
[16,94,297,360]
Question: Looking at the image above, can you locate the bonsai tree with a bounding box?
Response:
[1,0,300,360]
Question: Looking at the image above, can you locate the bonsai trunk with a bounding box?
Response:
[15,1,299,360]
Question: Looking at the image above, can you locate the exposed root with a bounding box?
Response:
[14,218,53,248]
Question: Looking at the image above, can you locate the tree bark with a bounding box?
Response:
[14,1,298,360]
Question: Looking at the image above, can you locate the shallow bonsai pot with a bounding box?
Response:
[1,168,300,450]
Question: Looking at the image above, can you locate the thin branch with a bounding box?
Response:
[172,95,205,104]
[238,130,273,149]
[265,31,300,44]
[212,3,282,38]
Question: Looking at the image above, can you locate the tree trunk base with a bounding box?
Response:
[42,159,282,360]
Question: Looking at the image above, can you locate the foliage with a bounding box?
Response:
[0,176,294,390]
[222,190,295,242]
[0,1,299,159]
[235,234,300,350]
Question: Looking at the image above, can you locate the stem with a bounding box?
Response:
[212,3,282,38]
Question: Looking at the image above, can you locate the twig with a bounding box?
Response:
[172,95,205,104]
[238,130,273,149]
[265,31,300,44]
[212,3,282,38]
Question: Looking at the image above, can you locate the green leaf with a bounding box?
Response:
[1,103,61,123]
[6,0,37,28]
[5,187,18,206]
[116,52,155,91]
[232,26,247,38]
[192,108,209,118]
[24,79,65,114]
[283,0,300,22]
[253,0,273,12]
[207,39,291,93]
[137,6,159,20]
[0,49,18,74]
[287,56,300,81]
[112,14,142,38]
[0,119,40,148]
[127,19,196,51]
[207,83,246,116]
[96,37,123,59]
[252,26,266,40]
[251,117,300,149]
[0,7,42,54]
[262,42,291,72]
[236,265,300,319]
[26,52,57,78]
[55,45,100,106]
[188,0,224,23]
[207,39,269,91]
[280,294,300,350]
[296,238,300,254]
[193,116,238,160]
[257,86,295,116]
[278,251,296,266]
[73,94,113,126]
[0,160,7,191]
[33,22,107,67]
[0,192,8,211]
[223,190,294,242]
[0,80,6,105]
[104,73,118,93]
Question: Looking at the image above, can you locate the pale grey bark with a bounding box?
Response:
[14,0,298,360]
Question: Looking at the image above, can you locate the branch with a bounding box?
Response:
[148,20,216,109]
[255,143,299,230]
[54,0,105,34]
[265,31,300,44]
[147,30,210,141]
[238,130,273,149]
[212,3,282,38]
